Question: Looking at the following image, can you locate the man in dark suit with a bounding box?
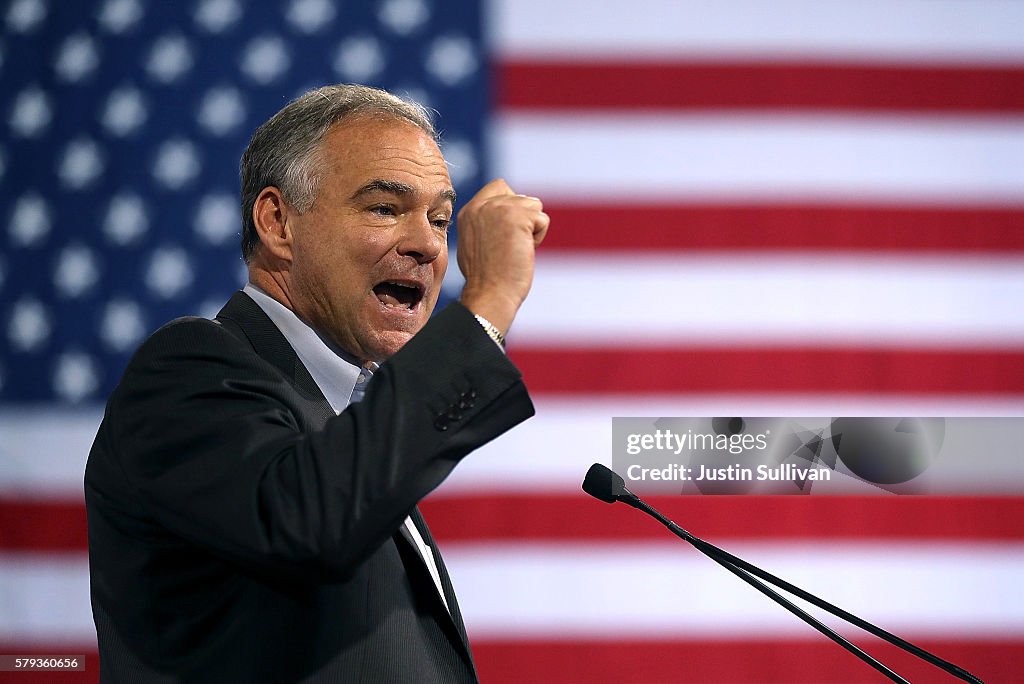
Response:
[85,84,549,682]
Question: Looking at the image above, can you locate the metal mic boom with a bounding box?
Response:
[581,463,984,684]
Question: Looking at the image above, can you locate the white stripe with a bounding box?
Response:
[512,254,1024,346]
[6,396,1024,499]
[447,541,1024,638]
[438,400,1024,496]
[490,0,1024,64]
[0,409,99,498]
[494,113,1024,204]
[3,544,1020,645]
[0,554,94,646]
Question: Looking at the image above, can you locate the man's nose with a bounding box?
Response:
[397,214,445,264]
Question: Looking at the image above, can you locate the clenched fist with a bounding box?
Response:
[457,178,549,336]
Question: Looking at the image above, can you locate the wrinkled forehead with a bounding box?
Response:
[322,114,445,165]
[313,116,451,197]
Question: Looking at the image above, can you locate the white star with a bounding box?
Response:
[103,193,149,245]
[152,139,201,190]
[424,35,477,86]
[8,194,52,247]
[197,87,246,136]
[101,86,148,137]
[97,0,143,33]
[194,193,239,245]
[5,0,46,34]
[8,298,51,352]
[53,351,99,403]
[286,0,335,33]
[99,299,146,352]
[58,138,105,189]
[194,0,242,33]
[240,36,291,84]
[53,244,101,298]
[333,35,386,82]
[145,247,193,299]
[54,32,100,83]
[378,0,429,36]
[9,86,53,138]
[146,34,194,84]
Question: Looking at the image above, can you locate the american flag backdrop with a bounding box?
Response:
[1,0,1023,682]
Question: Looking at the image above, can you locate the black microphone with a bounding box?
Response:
[581,461,628,503]
[581,463,984,684]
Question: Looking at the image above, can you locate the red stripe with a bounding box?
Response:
[542,203,1024,252]
[0,647,97,683]
[473,638,1021,684]
[5,495,1022,552]
[3,641,1016,684]
[0,499,87,552]
[499,60,1024,112]
[423,494,1024,543]
[509,347,1024,395]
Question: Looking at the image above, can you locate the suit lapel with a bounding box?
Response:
[215,291,335,425]
[402,508,476,670]
[218,291,476,673]
[407,509,468,634]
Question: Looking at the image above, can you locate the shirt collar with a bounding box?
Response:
[243,283,370,413]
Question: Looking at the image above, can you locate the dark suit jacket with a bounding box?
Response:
[85,292,534,683]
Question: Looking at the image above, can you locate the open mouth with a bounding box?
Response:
[372,280,425,310]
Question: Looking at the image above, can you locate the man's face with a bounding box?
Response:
[286,115,453,362]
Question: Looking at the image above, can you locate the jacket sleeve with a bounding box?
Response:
[86,302,534,583]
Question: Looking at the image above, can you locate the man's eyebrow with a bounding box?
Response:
[351,179,413,199]
[351,179,456,205]
[439,188,457,205]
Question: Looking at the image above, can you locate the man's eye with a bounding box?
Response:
[370,205,396,216]
[432,217,451,230]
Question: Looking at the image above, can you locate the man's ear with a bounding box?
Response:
[252,187,293,263]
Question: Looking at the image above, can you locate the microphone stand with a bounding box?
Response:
[586,464,985,683]
[625,495,909,683]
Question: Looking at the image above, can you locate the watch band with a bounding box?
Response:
[473,313,506,349]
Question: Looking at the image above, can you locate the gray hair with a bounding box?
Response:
[239,84,438,263]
